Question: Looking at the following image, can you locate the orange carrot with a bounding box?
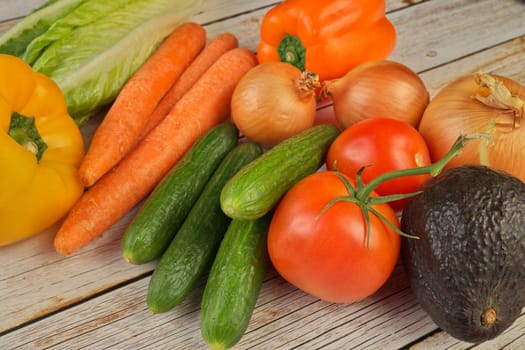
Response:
[79,22,207,187]
[54,48,258,255]
[139,32,239,139]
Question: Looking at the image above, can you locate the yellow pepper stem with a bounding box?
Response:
[8,112,48,161]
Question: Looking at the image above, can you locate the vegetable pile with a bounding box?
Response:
[2,0,525,349]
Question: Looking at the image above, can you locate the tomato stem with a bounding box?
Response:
[320,133,486,247]
[329,170,418,248]
[356,133,487,202]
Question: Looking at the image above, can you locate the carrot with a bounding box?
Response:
[54,48,258,255]
[139,32,239,139]
[78,22,207,187]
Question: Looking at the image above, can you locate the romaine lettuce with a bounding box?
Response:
[0,0,84,57]
[23,0,132,65]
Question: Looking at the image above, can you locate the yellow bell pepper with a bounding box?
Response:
[0,54,84,246]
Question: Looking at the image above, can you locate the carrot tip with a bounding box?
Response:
[78,169,96,187]
[53,237,73,256]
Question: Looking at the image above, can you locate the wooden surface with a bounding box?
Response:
[1,0,525,349]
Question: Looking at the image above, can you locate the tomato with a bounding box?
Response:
[267,171,401,303]
[326,117,431,211]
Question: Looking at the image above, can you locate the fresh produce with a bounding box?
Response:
[268,134,480,303]
[147,141,263,312]
[401,165,525,343]
[0,0,204,124]
[231,61,319,147]
[201,216,271,350]
[79,22,206,187]
[0,54,84,246]
[326,117,432,211]
[220,124,340,220]
[257,0,396,81]
[121,123,239,264]
[320,60,429,128]
[54,48,257,255]
[268,171,401,303]
[0,0,84,57]
[142,32,239,140]
[419,72,525,182]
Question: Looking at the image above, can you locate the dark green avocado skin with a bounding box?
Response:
[401,165,525,343]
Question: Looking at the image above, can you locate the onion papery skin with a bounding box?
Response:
[322,60,429,129]
[419,73,525,182]
[231,62,318,147]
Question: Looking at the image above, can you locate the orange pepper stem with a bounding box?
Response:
[278,34,306,71]
[8,112,47,162]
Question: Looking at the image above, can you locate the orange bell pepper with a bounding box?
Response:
[257,0,396,81]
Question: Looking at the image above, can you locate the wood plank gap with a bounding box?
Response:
[0,270,152,338]
[387,0,433,14]
[199,3,276,27]
[400,328,449,350]
[416,34,525,76]
[301,287,418,350]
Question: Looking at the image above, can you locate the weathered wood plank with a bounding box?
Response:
[420,36,525,97]
[236,265,432,350]
[0,0,47,21]
[0,205,155,333]
[410,310,525,350]
[388,0,525,73]
[1,265,431,350]
[0,0,426,26]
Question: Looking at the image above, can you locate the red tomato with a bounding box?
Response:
[267,171,401,303]
[326,117,431,211]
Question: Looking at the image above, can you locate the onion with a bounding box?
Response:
[419,72,525,182]
[231,61,319,147]
[320,60,429,129]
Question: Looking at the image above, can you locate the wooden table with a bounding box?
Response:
[1,1,524,349]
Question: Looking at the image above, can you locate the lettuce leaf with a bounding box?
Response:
[0,0,85,57]
[23,0,132,65]
[41,0,203,124]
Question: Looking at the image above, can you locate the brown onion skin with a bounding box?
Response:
[419,74,525,183]
[322,60,429,129]
[231,62,317,147]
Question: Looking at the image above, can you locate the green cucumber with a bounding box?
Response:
[200,216,270,350]
[147,142,263,313]
[220,124,340,220]
[121,122,238,264]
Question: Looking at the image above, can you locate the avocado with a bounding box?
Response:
[400,165,525,343]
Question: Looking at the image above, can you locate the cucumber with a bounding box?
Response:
[200,216,271,350]
[121,122,239,264]
[220,124,340,220]
[147,142,263,313]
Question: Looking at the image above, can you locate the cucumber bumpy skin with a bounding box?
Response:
[200,215,270,350]
[220,124,340,220]
[146,142,263,313]
[121,122,239,264]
